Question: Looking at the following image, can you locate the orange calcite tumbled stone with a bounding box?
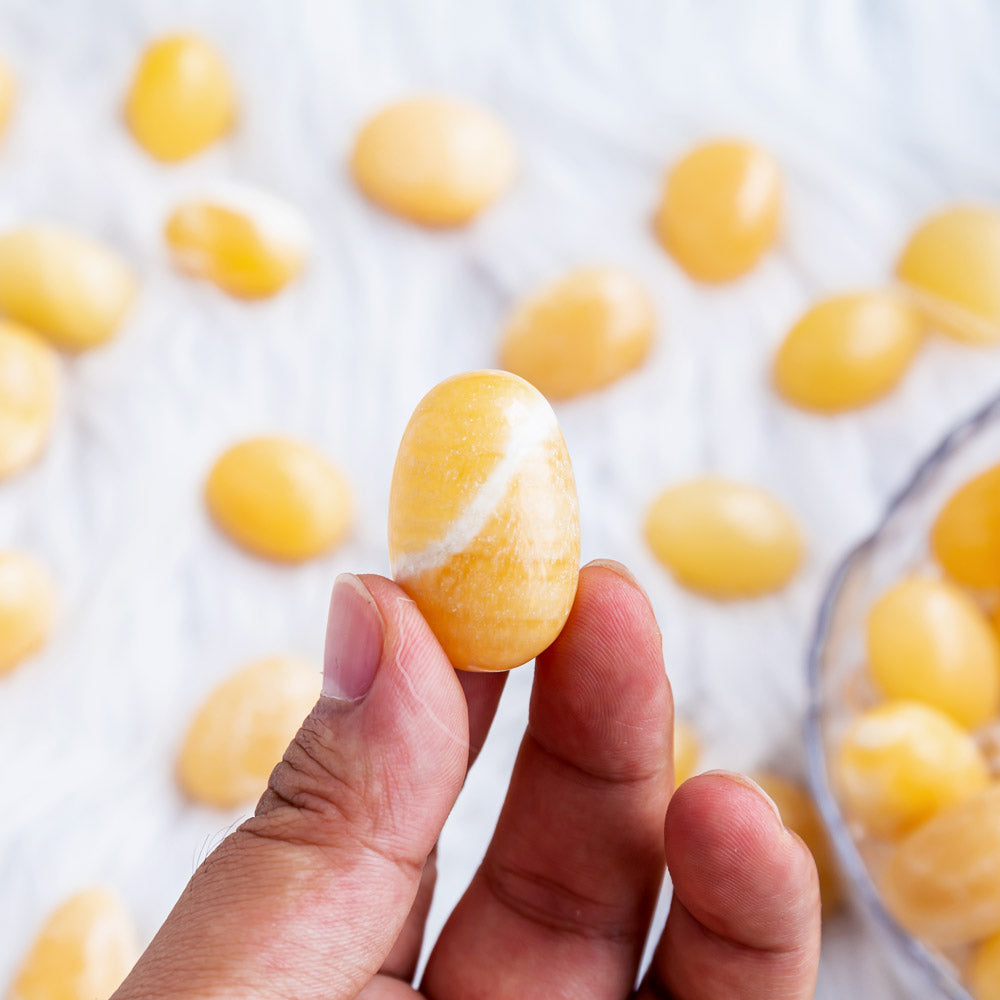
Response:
[0,226,136,351]
[125,33,236,161]
[352,97,516,226]
[867,576,1000,729]
[0,551,55,676]
[8,888,138,1000]
[654,139,782,282]
[774,291,924,412]
[0,321,58,480]
[205,436,353,562]
[388,370,580,671]
[754,772,843,917]
[835,700,989,838]
[672,718,700,787]
[178,656,319,808]
[645,478,803,598]
[499,267,656,400]
[0,57,15,139]
[897,206,1000,344]
[166,184,309,298]
[970,931,1000,1000]
[883,784,1000,947]
[932,464,1000,589]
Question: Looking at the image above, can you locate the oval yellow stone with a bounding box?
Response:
[0,321,58,480]
[754,772,843,917]
[835,700,989,838]
[645,478,803,598]
[897,206,1000,344]
[352,96,516,226]
[970,931,1000,1000]
[0,226,136,351]
[499,267,655,400]
[8,888,138,1000]
[672,717,700,787]
[0,551,55,677]
[867,576,1000,729]
[205,436,352,562]
[932,464,1000,589]
[388,370,580,671]
[125,33,236,162]
[0,56,15,139]
[654,139,782,282]
[774,291,924,412]
[178,656,319,808]
[883,784,1000,947]
[166,184,308,298]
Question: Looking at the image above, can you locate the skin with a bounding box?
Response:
[113,561,820,1000]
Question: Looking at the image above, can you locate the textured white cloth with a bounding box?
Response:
[3,1,1000,996]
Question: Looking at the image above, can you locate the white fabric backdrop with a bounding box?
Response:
[3,1,1000,996]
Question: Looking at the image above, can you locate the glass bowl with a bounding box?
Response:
[806,391,1000,1000]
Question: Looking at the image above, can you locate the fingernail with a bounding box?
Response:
[585,558,645,592]
[702,769,785,827]
[322,574,384,702]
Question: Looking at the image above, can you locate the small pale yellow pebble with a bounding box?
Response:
[654,139,782,282]
[178,656,319,808]
[125,33,236,161]
[897,206,1000,344]
[970,930,1000,1000]
[932,463,1000,589]
[166,184,309,298]
[352,96,516,226]
[672,718,700,787]
[499,267,655,400]
[0,57,15,139]
[645,478,803,598]
[883,784,1000,947]
[835,700,990,837]
[0,551,55,677]
[205,436,352,562]
[388,370,580,672]
[773,291,924,412]
[867,576,1000,729]
[0,321,58,480]
[0,226,136,351]
[754,772,843,916]
[7,888,138,1000]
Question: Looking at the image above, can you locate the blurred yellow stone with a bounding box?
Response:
[867,576,1000,729]
[645,478,803,598]
[389,370,580,671]
[672,718,700,787]
[0,322,58,480]
[883,784,1000,947]
[205,436,352,562]
[773,291,924,412]
[0,551,54,677]
[970,931,1000,1000]
[654,139,782,282]
[499,267,655,400]
[178,656,319,808]
[166,184,309,298]
[0,226,136,351]
[835,700,989,838]
[0,57,15,139]
[897,206,1000,344]
[932,464,1000,589]
[125,33,235,161]
[754,772,843,917]
[8,888,138,1000]
[352,96,516,226]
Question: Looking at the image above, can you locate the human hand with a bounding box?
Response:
[113,560,821,1000]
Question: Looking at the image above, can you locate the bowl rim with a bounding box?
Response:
[805,391,1000,1000]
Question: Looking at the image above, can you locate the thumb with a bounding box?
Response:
[114,574,470,1000]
